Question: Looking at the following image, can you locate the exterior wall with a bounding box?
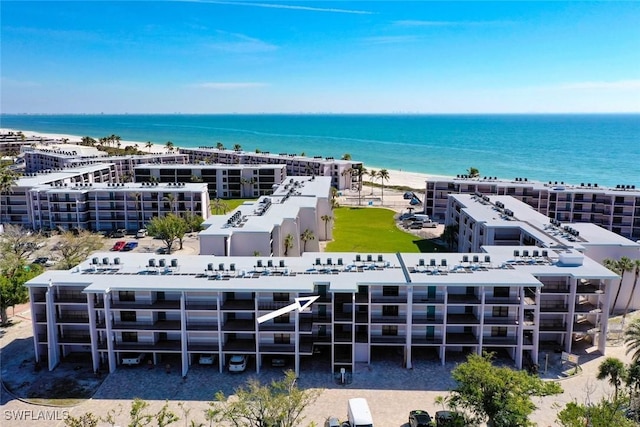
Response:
[427,178,640,240]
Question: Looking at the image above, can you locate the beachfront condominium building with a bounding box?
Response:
[133,163,287,198]
[28,182,210,232]
[445,193,640,313]
[425,177,640,240]
[0,131,54,155]
[199,176,333,256]
[26,248,617,377]
[22,145,189,181]
[179,146,363,191]
[0,164,117,226]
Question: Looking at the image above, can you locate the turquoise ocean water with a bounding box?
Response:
[1,114,638,187]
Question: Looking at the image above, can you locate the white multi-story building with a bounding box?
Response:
[133,163,287,198]
[22,145,188,181]
[425,177,640,240]
[446,193,640,313]
[0,164,116,226]
[26,248,617,377]
[199,176,332,256]
[179,147,363,190]
[28,182,210,232]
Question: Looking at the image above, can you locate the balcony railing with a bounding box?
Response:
[370,315,407,324]
[412,316,443,325]
[222,319,256,332]
[411,336,443,345]
[111,300,181,310]
[58,334,91,344]
[482,336,518,346]
[445,333,478,345]
[370,335,406,344]
[447,294,481,304]
[186,322,219,331]
[447,314,480,324]
[111,320,181,331]
[57,313,89,324]
[220,300,255,311]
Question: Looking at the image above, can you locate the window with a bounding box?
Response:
[274,334,290,344]
[491,327,507,337]
[493,287,509,298]
[122,332,138,342]
[492,306,509,317]
[273,293,289,302]
[275,313,290,324]
[382,325,398,336]
[121,311,136,322]
[119,291,135,302]
[382,286,399,297]
[383,305,399,317]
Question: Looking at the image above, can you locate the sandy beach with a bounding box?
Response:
[2,128,448,191]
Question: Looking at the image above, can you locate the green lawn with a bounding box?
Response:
[325,207,445,253]
[211,198,257,214]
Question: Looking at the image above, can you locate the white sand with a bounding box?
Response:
[2,128,452,189]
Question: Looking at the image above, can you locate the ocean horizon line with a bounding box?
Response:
[2,112,640,117]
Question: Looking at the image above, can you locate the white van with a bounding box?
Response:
[347,398,374,427]
[413,214,430,222]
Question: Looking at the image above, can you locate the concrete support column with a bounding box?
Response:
[478,286,485,355]
[180,292,188,377]
[29,287,40,363]
[104,292,116,373]
[406,286,413,369]
[295,301,300,377]
[566,278,577,353]
[45,281,59,371]
[217,294,223,373]
[516,286,525,369]
[255,294,260,374]
[86,293,100,373]
[599,279,613,354]
[533,288,541,364]
[441,291,448,366]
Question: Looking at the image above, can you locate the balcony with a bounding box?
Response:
[412,316,443,325]
[370,315,407,324]
[186,322,219,331]
[411,336,443,345]
[370,335,406,344]
[58,334,91,344]
[222,319,255,332]
[113,340,182,352]
[412,295,445,304]
[187,342,220,352]
[185,302,217,311]
[539,321,567,331]
[258,343,296,353]
[370,295,407,304]
[258,322,295,332]
[334,331,353,342]
[483,317,519,325]
[222,339,256,353]
[484,297,521,305]
[447,294,481,304]
[540,302,569,312]
[220,300,254,311]
[57,313,89,324]
[445,333,478,345]
[111,320,181,331]
[482,336,518,346]
[447,314,480,324]
[541,285,570,294]
[111,300,181,310]
[55,292,87,303]
[574,301,598,313]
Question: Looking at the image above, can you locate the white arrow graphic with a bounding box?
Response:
[257,296,320,324]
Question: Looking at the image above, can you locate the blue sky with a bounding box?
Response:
[1,1,639,113]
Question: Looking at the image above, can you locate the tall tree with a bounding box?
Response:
[341,153,352,160]
[283,233,294,256]
[128,192,143,230]
[146,214,187,254]
[467,167,480,177]
[623,259,640,319]
[321,214,333,240]
[377,169,390,205]
[0,257,43,325]
[233,143,242,152]
[0,168,18,224]
[367,169,377,194]
[300,228,315,252]
[165,141,175,152]
[206,370,320,427]
[211,198,229,215]
[604,257,635,315]
[0,224,46,261]
[450,352,562,427]
[597,357,626,400]
[51,229,104,270]
[145,141,153,152]
[215,142,225,150]
[556,398,636,427]
[625,318,640,363]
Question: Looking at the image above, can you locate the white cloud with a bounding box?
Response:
[191,82,268,89]
[188,0,373,15]
[205,30,278,53]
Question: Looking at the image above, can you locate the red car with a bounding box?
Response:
[111,241,126,251]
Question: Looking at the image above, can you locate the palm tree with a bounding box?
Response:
[597,357,626,400]
[211,198,228,215]
[321,214,333,240]
[367,169,377,195]
[129,192,142,229]
[114,135,121,148]
[145,141,153,153]
[442,225,458,251]
[233,144,242,152]
[341,167,353,190]
[626,359,640,398]
[625,319,640,362]
[300,229,315,252]
[623,260,640,319]
[605,257,635,315]
[467,166,480,178]
[341,153,352,160]
[353,166,366,206]
[283,233,294,256]
[215,142,225,150]
[330,188,339,209]
[163,193,177,213]
[240,177,255,198]
[0,170,18,224]
[165,141,174,152]
[377,169,390,205]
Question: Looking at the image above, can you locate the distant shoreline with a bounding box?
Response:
[1,128,445,190]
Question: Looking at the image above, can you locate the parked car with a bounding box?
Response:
[403,191,415,199]
[111,241,126,251]
[409,409,432,427]
[435,410,463,426]
[122,353,146,366]
[199,354,216,365]
[271,357,287,367]
[228,355,247,372]
[121,241,138,251]
[136,229,147,238]
[33,257,56,267]
[409,221,424,229]
[110,229,127,238]
[324,417,341,427]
